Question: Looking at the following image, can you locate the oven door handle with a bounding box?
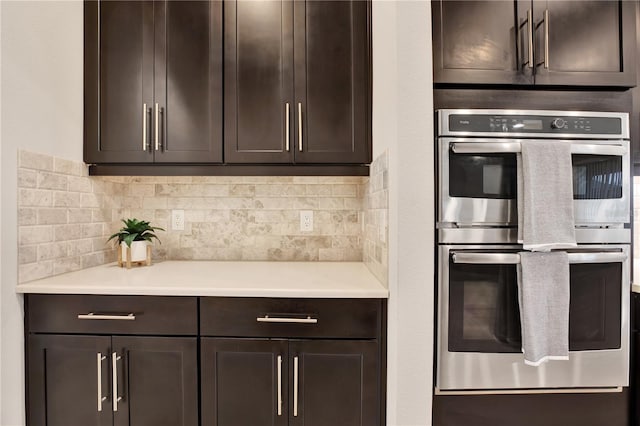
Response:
[450,142,626,156]
[451,252,627,265]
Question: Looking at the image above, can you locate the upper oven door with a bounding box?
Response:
[438,137,630,227]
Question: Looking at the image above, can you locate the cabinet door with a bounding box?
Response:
[224,0,295,163]
[432,0,534,85]
[201,338,289,426]
[533,0,636,86]
[27,335,112,426]
[293,1,371,164]
[153,1,223,163]
[289,340,379,426]
[112,336,198,426]
[84,0,155,164]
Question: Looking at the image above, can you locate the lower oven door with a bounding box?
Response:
[436,244,630,392]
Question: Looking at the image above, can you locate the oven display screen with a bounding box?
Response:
[521,119,543,130]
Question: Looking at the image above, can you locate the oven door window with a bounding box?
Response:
[572,155,622,199]
[449,153,516,199]
[448,255,622,353]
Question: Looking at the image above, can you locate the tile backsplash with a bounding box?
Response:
[17,150,388,283]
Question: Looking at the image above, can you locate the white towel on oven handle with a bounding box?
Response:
[517,140,577,252]
[517,251,570,366]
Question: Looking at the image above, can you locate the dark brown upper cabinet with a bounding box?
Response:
[224,0,371,165]
[432,0,636,87]
[84,1,223,164]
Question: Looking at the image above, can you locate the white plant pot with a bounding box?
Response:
[121,241,148,262]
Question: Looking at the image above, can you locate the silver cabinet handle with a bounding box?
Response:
[78,313,136,321]
[451,252,627,265]
[142,103,148,151]
[293,356,299,417]
[543,9,549,69]
[256,315,318,324]
[285,103,290,152]
[97,353,107,412]
[277,355,283,416]
[155,103,160,151]
[298,102,303,152]
[112,352,122,412]
[450,142,626,156]
[526,9,533,69]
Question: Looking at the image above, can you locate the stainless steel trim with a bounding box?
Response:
[112,352,121,412]
[277,355,283,416]
[257,316,318,324]
[298,103,303,152]
[451,251,627,265]
[78,313,136,321]
[154,103,159,151]
[285,103,290,152]
[527,9,533,68]
[438,227,631,245]
[437,110,630,139]
[97,353,106,412]
[450,141,626,156]
[544,9,549,69]
[293,356,299,417]
[434,387,623,396]
[142,103,148,151]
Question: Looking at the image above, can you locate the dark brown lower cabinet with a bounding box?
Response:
[201,338,379,426]
[27,334,198,426]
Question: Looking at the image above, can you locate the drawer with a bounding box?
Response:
[200,297,382,339]
[27,294,198,335]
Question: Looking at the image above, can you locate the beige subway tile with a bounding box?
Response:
[54,224,84,241]
[130,176,168,184]
[93,237,111,252]
[20,226,54,245]
[19,208,38,225]
[19,151,53,171]
[69,239,95,256]
[37,208,68,225]
[305,185,332,196]
[82,223,104,238]
[293,198,319,209]
[127,183,155,197]
[156,184,229,197]
[191,247,243,260]
[37,242,69,261]
[318,248,345,261]
[37,172,68,190]
[19,261,53,283]
[54,192,81,207]
[68,176,93,193]
[165,176,193,184]
[19,189,53,207]
[53,257,83,275]
[240,248,271,261]
[167,247,195,260]
[331,184,358,197]
[318,198,345,209]
[81,193,102,208]
[343,248,363,261]
[18,169,37,188]
[19,246,37,264]
[229,184,256,197]
[267,248,318,261]
[54,157,83,176]
[80,252,106,269]
[142,197,168,209]
[292,176,319,184]
[68,208,94,224]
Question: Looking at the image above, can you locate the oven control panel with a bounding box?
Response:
[448,114,622,135]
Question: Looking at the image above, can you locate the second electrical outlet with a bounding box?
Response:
[172,209,185,231]
[300,210,313,232]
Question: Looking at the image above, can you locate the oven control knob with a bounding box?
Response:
[551,118,566,129]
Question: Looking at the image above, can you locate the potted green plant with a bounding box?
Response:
[107,218,164,266]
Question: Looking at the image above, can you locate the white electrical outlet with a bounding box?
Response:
[300,210,313,232]
[172,209,185,231]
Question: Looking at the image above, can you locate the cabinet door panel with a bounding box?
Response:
[533,0,636,86]
[85,1,154,163]
[201,338,288,426]
[224,0,294,163]
[112,336,198,426]
[294,0,371,163]
[289,340,379,426]
[27,335,112,426]
[432,0,533,85]
[154,1,223,163]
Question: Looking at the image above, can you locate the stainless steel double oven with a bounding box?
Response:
[435,109,631,393]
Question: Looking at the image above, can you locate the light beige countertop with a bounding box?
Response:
[15,261,389,298]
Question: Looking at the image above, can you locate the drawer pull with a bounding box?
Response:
[256,315,318,324]
[97,353,107,412]
[293,355,299,417]
[78,313,136,321]
[277,355,283,416]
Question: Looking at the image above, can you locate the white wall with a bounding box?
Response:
[1,2,83,425]
[373,1,435,425]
